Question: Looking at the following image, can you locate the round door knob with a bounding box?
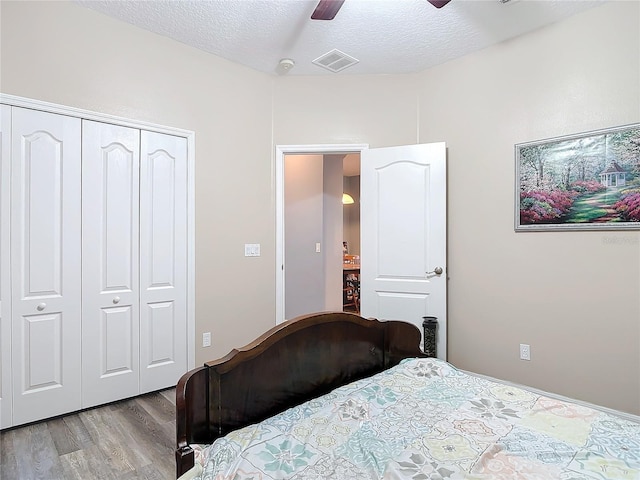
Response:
[113,296,121,304]
[36,303,46,311]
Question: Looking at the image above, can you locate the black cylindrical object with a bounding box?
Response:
[422,316,438,358]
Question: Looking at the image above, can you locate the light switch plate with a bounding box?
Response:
[244,243,261,257]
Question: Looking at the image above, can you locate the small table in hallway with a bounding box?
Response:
[343,263,360,313]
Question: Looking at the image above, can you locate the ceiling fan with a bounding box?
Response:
[311,0,451,20]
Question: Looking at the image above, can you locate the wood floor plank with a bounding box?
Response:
[47,416,81,456]
[120,399,174,452]
[14,423,66,479]
[114,400,175,471]
[159,389,176,406]
[94,434,138,476]
[156,419,177,451]
[136,391,175,425]
[63,411,95,447]
[0,429,20,479]
[83,400,154,475]
[60,445,118,480]
[59,447,94,480]
[90,404,154,471]
[0,388,177,480]
[7,424,36,478]
[136,462,170,480]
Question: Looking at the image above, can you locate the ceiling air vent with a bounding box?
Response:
[312,49,359,73]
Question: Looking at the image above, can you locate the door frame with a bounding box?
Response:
[275,144,368,324]
[0,93,197,371]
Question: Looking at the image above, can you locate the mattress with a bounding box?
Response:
[182,358,640,480]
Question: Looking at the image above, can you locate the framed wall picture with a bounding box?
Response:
[515,123,640,231]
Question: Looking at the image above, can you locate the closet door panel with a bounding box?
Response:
[146,301,175,362]
[1,105,12,428]
[139,131,187,393]
[10,107,81,425]
[82,120,140,408]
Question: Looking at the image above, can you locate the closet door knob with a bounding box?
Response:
[113,296,121,304]
[36,303,46,311]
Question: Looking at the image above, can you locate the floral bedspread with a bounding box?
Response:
[187,358,640,480]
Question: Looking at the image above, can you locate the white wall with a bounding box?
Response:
[417,0,640,414]
[323,155,345,312]
[284,155,325,318]
[273,74,420,147]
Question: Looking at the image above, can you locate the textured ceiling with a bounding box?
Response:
[77,0,606,76]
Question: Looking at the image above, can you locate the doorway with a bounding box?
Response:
[282,153,361,319]
[275,144,368,324]
[276,142,448,359]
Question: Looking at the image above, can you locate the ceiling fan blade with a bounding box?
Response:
[427,0,452,8]
[311,0,346,20]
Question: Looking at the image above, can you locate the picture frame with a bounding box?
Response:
[515,123,640,231]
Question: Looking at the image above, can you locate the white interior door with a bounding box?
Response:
[360,143,447,359]
[0,105,12,428]
[82,120,140,408]
[139,131,188,393]
[10,107,82,424]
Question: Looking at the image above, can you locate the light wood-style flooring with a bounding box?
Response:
[1,389,177,480]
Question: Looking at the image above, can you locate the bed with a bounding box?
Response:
[175,311,640,480]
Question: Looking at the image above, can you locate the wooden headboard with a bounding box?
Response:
[175,311,426,478]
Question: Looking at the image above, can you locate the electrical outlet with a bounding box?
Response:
[202,332,211,347]
[519,343,531,361]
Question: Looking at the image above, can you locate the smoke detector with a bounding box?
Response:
[278,58,295,73]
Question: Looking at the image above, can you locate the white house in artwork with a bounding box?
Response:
[599,161,627,187]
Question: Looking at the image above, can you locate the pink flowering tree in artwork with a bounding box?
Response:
[614,190,640,222]
[519,189,577,224]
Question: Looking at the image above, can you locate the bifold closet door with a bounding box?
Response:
[139,131,188,393]
[82,120,140,408]
[10,107,82,425]
[0,105,12,428]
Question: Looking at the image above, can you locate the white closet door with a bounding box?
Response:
[139,131,187,393]
[0,105,12,429]
[82,120,140,408]
[10,107,82,424]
